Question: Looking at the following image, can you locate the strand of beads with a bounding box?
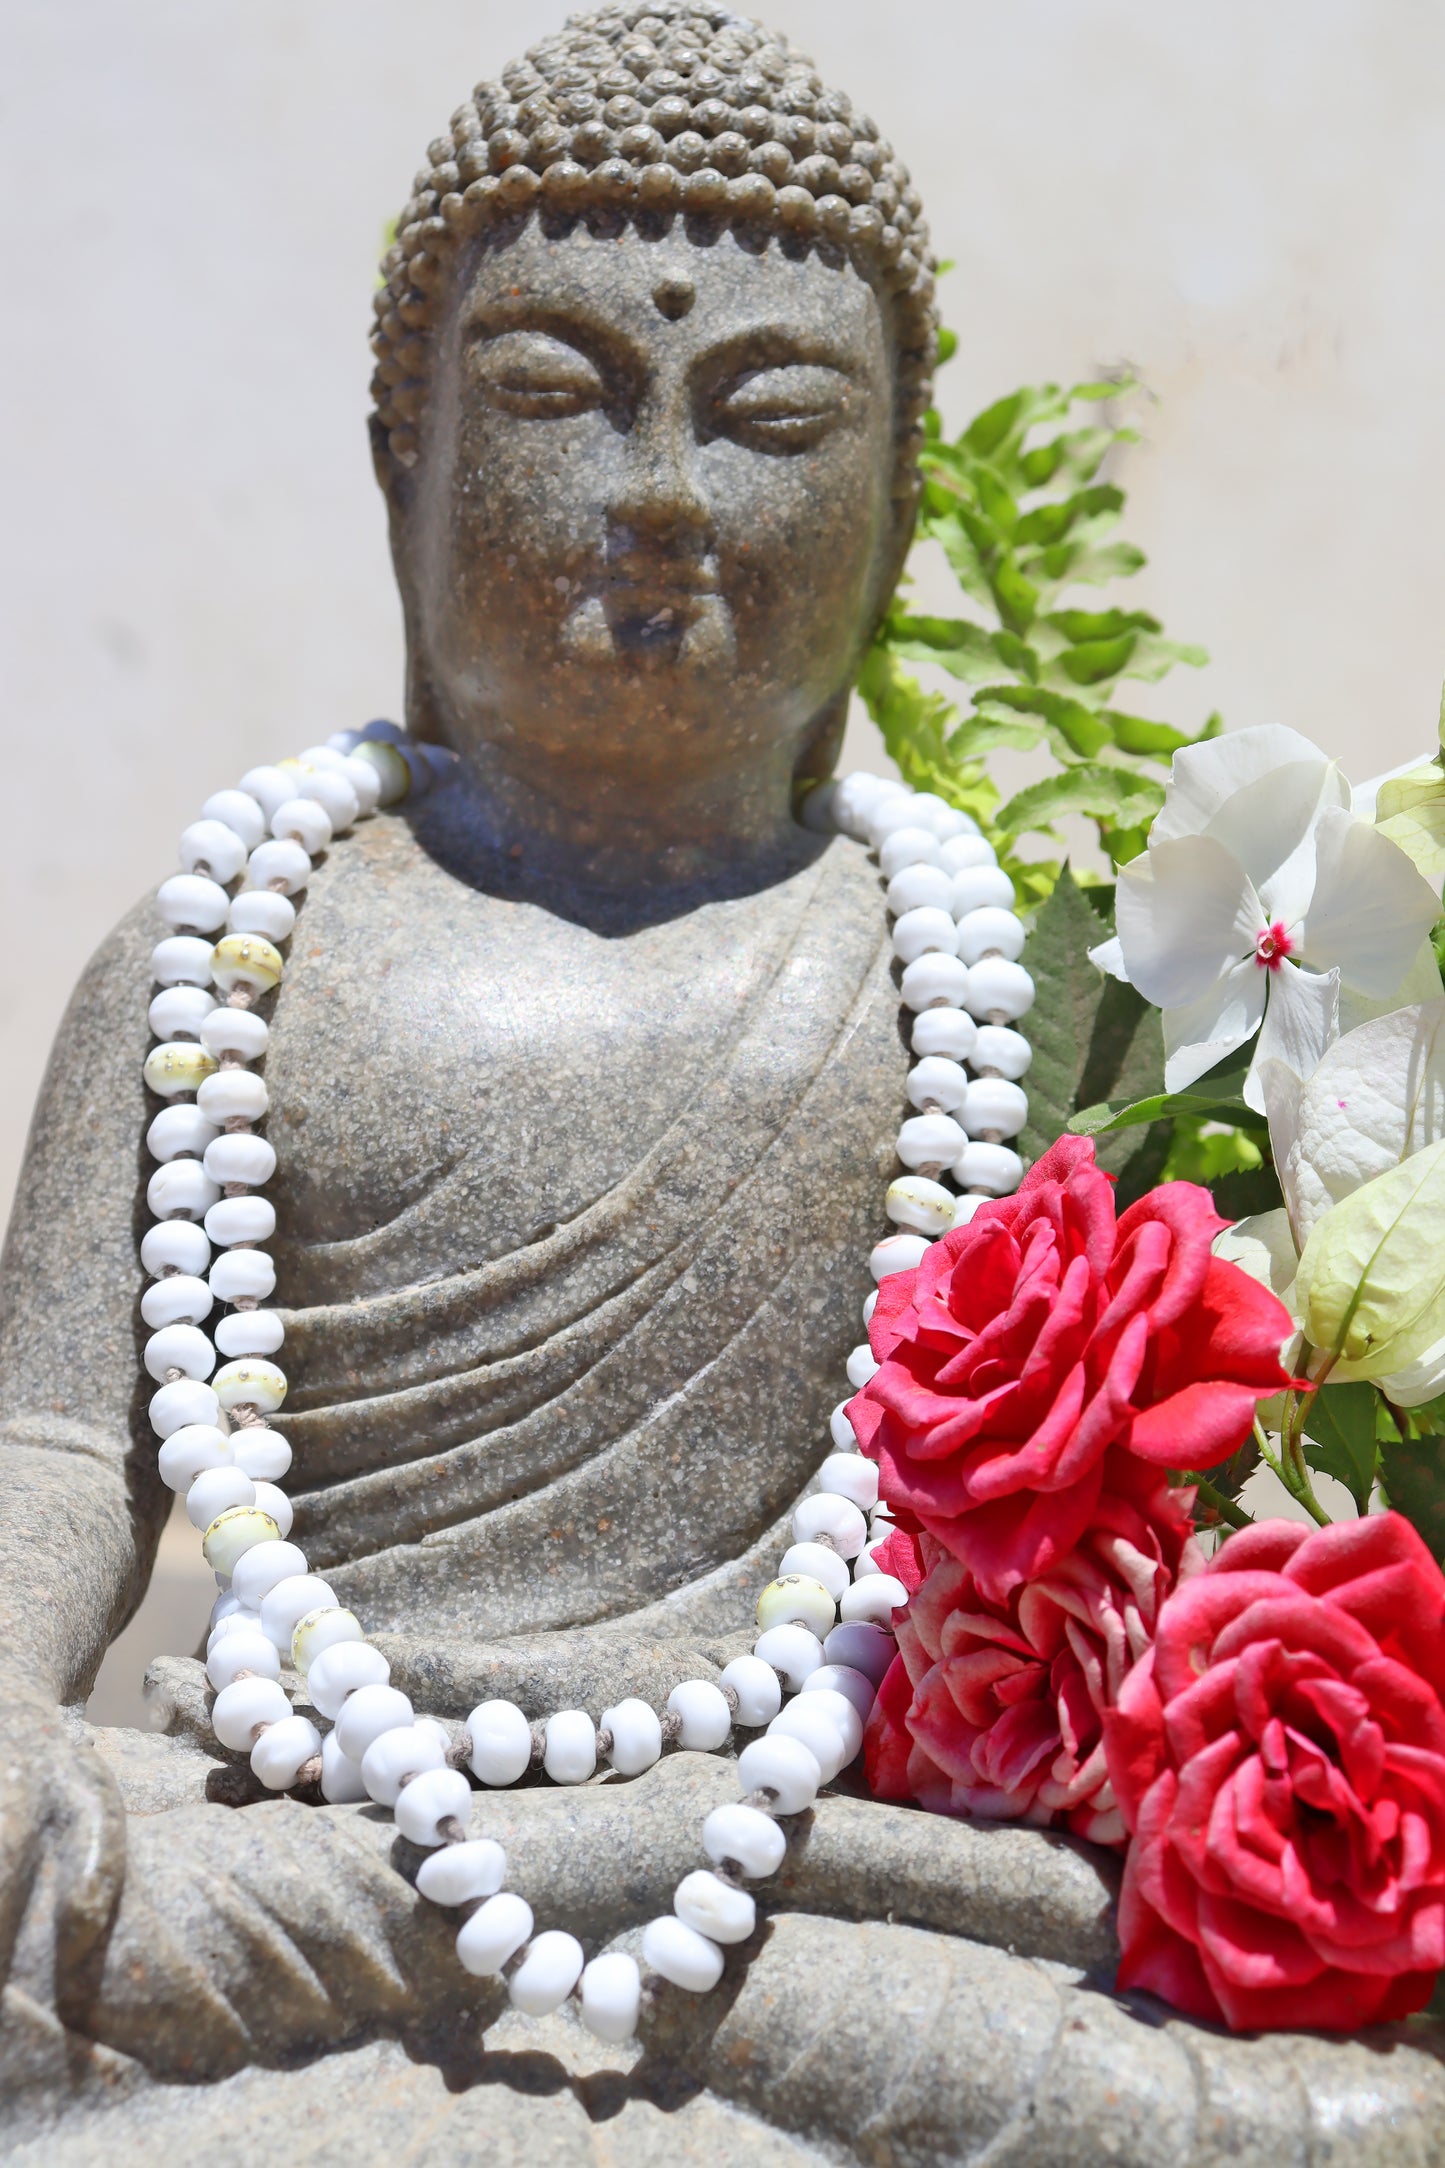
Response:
[136,741,1032,2048]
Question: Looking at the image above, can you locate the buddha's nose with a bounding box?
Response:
[609,397,709,543]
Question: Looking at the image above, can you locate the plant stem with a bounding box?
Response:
[1190,1476,1252,1531]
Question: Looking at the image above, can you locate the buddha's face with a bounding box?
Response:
[395,218,901,810]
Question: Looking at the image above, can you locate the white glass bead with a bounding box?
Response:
[307,1639,390,1720]
[149,1376,220,1438]
[208,1591,249,1633]
[395,1765,473,1847]
[792,1494,867,1558]
[361,1722,446,1806]
[910,1006,977,1062]
[779,1541,850,1602]
[197,1069,269,1124]
[828,1401,857,1451]
[840,1575,910,1626]
[205,1195,277,1246]
[338,753,383,816]
[143,1042,219,1102]
[202,789,267,851]
[719,1654,783,1727]
[246,838,312,895]
[140,1274,212,1330]
[878,825,942,879]
[199,1007,269,1062]
[851,1533,891,1579]
[891,906,958,965]
[601,1696,663,1774]
[803,1665,876,1721]
[215,1309,285,1358]
[151,934,217,988]
[256,1481,291,1532]
[417,1838,507,1906]
[229,889,296,942]
[468,1700,533,1786]
[938,832,997,874]
[204,1132,277,1188]
[335,1683,414,1763]
[950,865,1015,917]
[753,1622,824,1691]
[957,1141,1025,1195]
[756,1576,835,1639]
[320,1730,369,1803]
[260,1573,336,1650]
[230,1535,309,1607]
[148,984,216,1043]
[910,1065,968,1127]
[845,1343,879,1388]
[456,1893,533,1978]
[179,818,248,886]
[883,1177,951,1241]
[291,1605,362,1672]
[141,1220,211,1278]
[642,1915,724,1993]
[215,930,287,996]
[543,1709,597,1784]
[864,792,930,848]
[212,1674,290,1751]
[863,1289,878,1323]
[206,1627,280,1691]
[238,765,295,820]
[896,1112,965,1173]
[157,873,230,935]
[146,1160,221,1223]
[202,1505,281,1576]
[869,1231,929,1282]
[676,1869,755,1945]
[157,1423,231,1490]
[909,792,974,839]
[972,1023,1033,1080]
[963,1078,1029,1140]
[208,1249,276,1303]
[794,1685,866,1763]
[143,1321,213,1383]
[824,1621,897,1686]
[817,1454,878,1512]
[666,1678,732,1751]
[232,1425,291,1481]
[769,1698,850,1784]
[899,953,971,1012]
[736,1733,822,1814]
[212,1357,287,1412]
[957,905,1026,967]
[509,1930,585,2016]
[579,1952,642,2043]
[703,1801,787,1877]
[251,1713,321,1790]
[270,796,332,854]
[146,1103,219,1165]
[288,764,359,828]
[885,863,952,917]
[187,1465,256,1528]
[965,955,1035,1023]
[830,773,896,840]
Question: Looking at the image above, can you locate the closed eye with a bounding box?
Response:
[711,364,852,452]
[471,329,607,418]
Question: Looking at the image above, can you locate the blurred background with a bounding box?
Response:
[5,0,1444,1718]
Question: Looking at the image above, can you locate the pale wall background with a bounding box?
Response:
[4,0,1444,1716]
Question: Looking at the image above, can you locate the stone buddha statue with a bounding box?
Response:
[2,7,1441,2160]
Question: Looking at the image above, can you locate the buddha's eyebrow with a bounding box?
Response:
[464,294,648,378]
[692,322,863,383]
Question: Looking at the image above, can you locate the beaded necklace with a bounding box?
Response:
[138,722,1034,2037]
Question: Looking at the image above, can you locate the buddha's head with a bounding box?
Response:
[371,4,935,870]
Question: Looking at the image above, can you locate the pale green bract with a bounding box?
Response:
[1295,1136,1445,1382]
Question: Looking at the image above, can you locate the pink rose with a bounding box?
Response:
[848,1136,1291,1600]
[865,1459,1202,1845]
[1104,1513,1445,2031]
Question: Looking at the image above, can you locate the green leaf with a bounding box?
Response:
[996,764,1165,839]
[1212,1160,1286,1218]
[1071,1050,1263,1137]
[992,554,1038,633]
[885,613,1007,683]
[1301,1382,1380,1513]
[1295,1137,1445,1379]
[1379,1436,1445,1562]
[936,327,958,365]
[976,685,1113,759]
[1376,765,1445,878]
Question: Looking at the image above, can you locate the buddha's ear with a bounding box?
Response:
[372,425,447,748]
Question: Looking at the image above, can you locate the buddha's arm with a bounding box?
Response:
[0,902,163,1700]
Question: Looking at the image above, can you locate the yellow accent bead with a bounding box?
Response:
[211,934,284,994]
[292,1607,365,1672]
[351,740,410,806]
[143,1041,219,1098]
[213,1358,288,1413]
[202,1505,281,1576]
[756,1574,836,1638]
